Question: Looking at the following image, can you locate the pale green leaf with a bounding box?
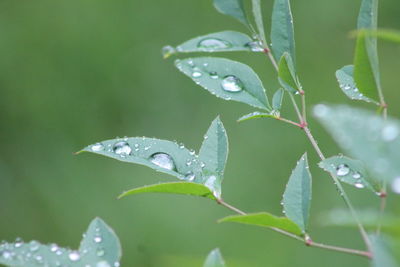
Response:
[357,0,378,30]
[175,57,271,110]
[278,53,301,94]
[118,182,216,200]
[314,105,400,182]
[203,248,226,267]
[271,0,296,64]
[319,155,381,194]
[218,212,303,236]
[252,0,266,44]
[336,65,378,104]
[370,235,398,267]
[237,111,276,122]
[79,137,203,182]
[272,88,284,111]
[198,117,228,199]
[213,0,249,26]
[282,153,312,233]
[164,31,257,59]
[0,218,121,267]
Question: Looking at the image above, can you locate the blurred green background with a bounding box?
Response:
[1,0,400,266]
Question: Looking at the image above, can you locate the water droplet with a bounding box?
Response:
[185,172,195,182]
[200,162,205,168]
[96,248,105,257]
[50,244,59,252]
[29,240,39,251]
[354,182,364,189]
[192,71,202,78]
[94,236,102,243]
[161,45,176,59]
[198,38,230,50]
[1,250,12,260]
[203,135,209,140]
[150,153,175,170]
[336,164,350,176]
[189,150,195,156]
[209,72,218,79]
[343,85,351,90]
[381,124,399,142]
[113,141,132,156]
[35,255,43,263]
[245,41,264,52]
[352,172,361,179]
[221,75,243,92]
[391,177,400,194]
[96,261,111,267]
[69,251,80,261]
[14,238,23,248]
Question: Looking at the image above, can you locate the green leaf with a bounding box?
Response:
[0,218,121,267]
[318,155,381,194]
[282,153,312,233]
[354,0,381,102]
[252,0,266,44]
[163,31,258,59]
[79,137,203,182]
[278,53,301,94]
[357,29,400,44]
[218,212,303,236]
[203,248,226,267]
[118,182,216,200]
[213,0,249,26]
[271,0,296,64]
[272,88,284,111]
[370,235,398,267]
[314,105,400,182]
[175,57,271,110]
[198,117,228,199]
[335,65,379,104]
[237,111,276,122]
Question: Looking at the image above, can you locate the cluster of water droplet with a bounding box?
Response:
[335,163,365,189]
[197,38,231,51]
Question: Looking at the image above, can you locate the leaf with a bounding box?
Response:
[237,111,276,122]
[357,29,400,44]
[252,0,266,44]
[218,212,303,236]
[354,0,381,102]
[335,65,379,104]
[213,0,249,26]
[271,0,296,64]
[118,182,216,200]
[164,31,258,58]
[79,137,203,182]
[282,153,312,233]
[272,88,284,111]
[0,218,121,267]
[198,117,228,199]
[318,155,381,194]
[175,57,271,110]
[370,235,398,267]
[203,248,226,267]
[314,104,400,182]
[278,53,301,94]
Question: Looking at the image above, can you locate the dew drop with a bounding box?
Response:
[161,45,176,59]
[94,236,102,243]
[1,250,12,260]
[96,248,105,257]
[352,172,361,179]
[354,182,365,189]
[336,164,350,176]
[150,153,175,170]
[69,251,80,261]
[91,143,104,152]
[113,141,132,156]
[96,261,111,267]
[343,85,351,90]
[185,172,195,182]
[221,75,243,92]
[50,244,59,253]
[14,238,23,248]
[198,38,230,50]
[391,177,400,194]
[245,41,264,52]
[381,124,399,142]
[192,71,202,78]
[209,72,218,79]
[29,240,39,252]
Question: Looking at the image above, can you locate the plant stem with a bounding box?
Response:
[276,117,302,128]
[217,199,370,258]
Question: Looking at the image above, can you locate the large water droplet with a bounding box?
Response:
[391,177,400,194]
[69,251,81,261]
[245,41,264,52]
[354,182,365,189]
[150,153,175,170]
[381,124,399,142]
[185,172,195,182]
[14,238,23,248]
[113,141,132,156]
[221,75,243,93]
[336,164,350,176]
[29,240,39,252]
[352,172,361,179]
[192,71,202,78]
[198,38,230,50]
[162,45,176,59]
[91,143,104,152]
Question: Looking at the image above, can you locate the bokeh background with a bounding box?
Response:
[1,0,400,266]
